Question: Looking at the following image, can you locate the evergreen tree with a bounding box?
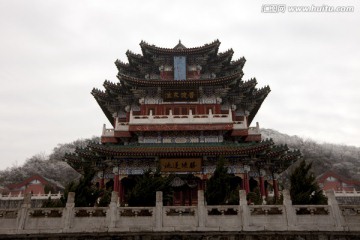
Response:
[62,165,102,207]
[127,169,173,206]
[246,187,263,205]
[290,160,327,205]
[205,158,239,205]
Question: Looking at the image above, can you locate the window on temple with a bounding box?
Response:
[181,108,188,115]
[174,56,186,80]
[174,107,180,115]
[326,176,337,182]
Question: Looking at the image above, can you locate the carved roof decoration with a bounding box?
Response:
[140,39,221,56]
[174,40,186,50]
[118,72,242,87]
[64,140,301,174]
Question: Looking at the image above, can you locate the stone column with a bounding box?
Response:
[108,191,118,229]
[155,191,163,230]
[98,171,105,189]
[197,190,205,228]
[326,189,345,229]
[283,189,296,229]
[259,169,266,197]
[63,192,75,230]
[17,193,31,231]
[239,190,249,230]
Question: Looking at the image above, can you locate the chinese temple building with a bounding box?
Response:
[65,40,301,205]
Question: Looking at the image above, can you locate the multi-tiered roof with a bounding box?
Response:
[65,40,300,178]
[92,40,268,126]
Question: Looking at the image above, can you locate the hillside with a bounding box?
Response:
[1,130,359,187]
[261,129,360,181]
[0,137,99,187]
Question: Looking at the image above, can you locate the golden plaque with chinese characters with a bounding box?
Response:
[160,158,202,172]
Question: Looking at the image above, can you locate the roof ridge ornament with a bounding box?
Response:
[174,40,186,50]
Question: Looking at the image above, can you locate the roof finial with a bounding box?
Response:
[174,40,186,49]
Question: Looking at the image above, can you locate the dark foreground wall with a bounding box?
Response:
[0,232,360,240]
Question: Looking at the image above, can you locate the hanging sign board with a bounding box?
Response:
[162,89,198,102]
[160,158,202,172]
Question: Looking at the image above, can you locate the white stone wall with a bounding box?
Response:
[1,190,360,235]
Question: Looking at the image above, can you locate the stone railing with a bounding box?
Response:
[128,109,235,126]
[334,189,360,196]
[1,190,359,236]
[0,192,62,200]
[102,127,115,137]
[101,110,263,137]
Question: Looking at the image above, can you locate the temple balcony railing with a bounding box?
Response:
[333,189,360,196]
[101,110,260,138]
[102,127,115,137]
[248,124,260,135]
[128,109,235,126]
[266,190,360,198]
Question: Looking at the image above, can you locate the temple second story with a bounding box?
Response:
[92,40,270,145]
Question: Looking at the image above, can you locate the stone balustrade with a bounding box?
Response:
[0,192,62,200]
[128,109,235,126]
[101,110,261,137]
[102,127,115,137]
[1,190,360,237]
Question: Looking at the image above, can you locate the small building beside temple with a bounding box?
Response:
[318,170,360,192]
[65,40,301,205]
[3,175,63,195]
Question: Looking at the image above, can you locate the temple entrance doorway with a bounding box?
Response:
[171,175,200,206]
[249,177,259,192]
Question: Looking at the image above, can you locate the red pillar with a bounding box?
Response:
[202,175,207,191]
[259,176,265,197]
[114,175,119,193]
[198,178,203,191]
[244,172,250,193]
[265,184,269,198]
[99,178,105,189]
[259,169,266,197]
[126,111,130,122]
[119,178,124,204]
[273,178,279,199]
[113,167,119,193]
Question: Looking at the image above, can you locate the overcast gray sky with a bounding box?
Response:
[0,0,359,170]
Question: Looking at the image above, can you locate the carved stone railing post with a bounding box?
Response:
[155,191,163,230]
[108,191,118,229]
[63,192,75,230]
[326,189,345,229]
[283,190,296,229]
[197,190,205,228]
[17,193,31,231]
[239,190,248,230]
